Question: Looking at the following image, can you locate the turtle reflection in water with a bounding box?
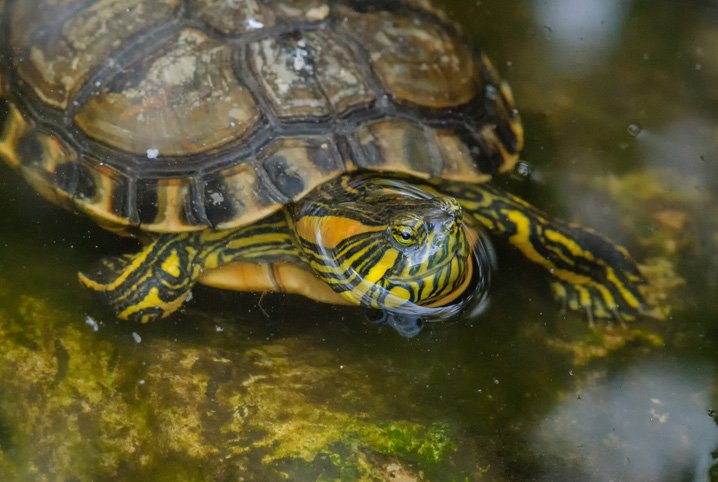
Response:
[0,0,647,334]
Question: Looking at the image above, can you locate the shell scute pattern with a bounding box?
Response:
[74,28,261,157]
[190,0,330,35]
[335,3,480,108]
[259,136,345,203]
[11,0,181,110]
[0,0,521,233]
[247,29,375,120]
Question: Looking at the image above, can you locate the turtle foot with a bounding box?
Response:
[79,237,199,323]
[550,277,648,324]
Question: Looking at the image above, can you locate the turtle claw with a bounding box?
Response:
[550,278,645,325]
[611,308,627,328]
[584,305,595,328]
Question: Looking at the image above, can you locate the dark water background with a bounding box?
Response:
[1,0,717,480]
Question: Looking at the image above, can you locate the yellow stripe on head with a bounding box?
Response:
[294,215,385,249]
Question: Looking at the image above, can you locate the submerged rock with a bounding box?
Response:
[0,291,477,480]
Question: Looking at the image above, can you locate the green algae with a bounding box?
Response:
[0,296,150,480]
[545,325,664,367]
[0,287,470,481]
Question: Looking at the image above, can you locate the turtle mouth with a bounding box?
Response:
[398,256,464,283]
[384,227,494,310]
[381,244,472,309]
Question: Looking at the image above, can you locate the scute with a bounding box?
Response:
[249,34,331,119]
[352,119,496,184]
[202,163,275,230]
[354,119,439,176]
[434,129,491,183]
[337,3,480,108]
[259,136,345,203]
[11,0,180,109]
[248,29,375,119]
[74,28,261,157]
[0,101,76,206]
[190,0,330,35]
[202,136,346,230]
[135,177,204,232]
[73,159,133,229]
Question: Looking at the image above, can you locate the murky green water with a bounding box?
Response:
[1,1,717,480]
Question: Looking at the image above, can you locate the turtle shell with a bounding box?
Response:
[0,0,523,233]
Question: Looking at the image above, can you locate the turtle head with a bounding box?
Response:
[293,175,484,314]
[382,196,471,305]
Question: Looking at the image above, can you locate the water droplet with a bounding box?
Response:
[84,316,99,332]
[514,161,533,179]
[627,124,642,137]
[245,18,264,30]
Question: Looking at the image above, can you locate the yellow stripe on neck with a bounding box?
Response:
[295,215,384,249]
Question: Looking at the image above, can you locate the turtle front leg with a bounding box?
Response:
[79,212,300,323]
[79,232,206,323]
[441,182,647,320]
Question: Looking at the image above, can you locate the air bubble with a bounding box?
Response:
[84,316,99,332]
[515,161,533,179]
[627,124,642,137]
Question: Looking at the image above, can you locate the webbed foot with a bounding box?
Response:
[545,224,647,322]
[79,234,201,323]
[550,277,644,324]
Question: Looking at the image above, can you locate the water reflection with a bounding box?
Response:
[638,118,718,192]
[534,359,718,481]
[533,0,633,74]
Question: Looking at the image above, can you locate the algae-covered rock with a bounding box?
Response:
[569,168,712,318]
[0,287,486,481]
[0,296,150,480]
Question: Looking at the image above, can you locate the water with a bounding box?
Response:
[1,0,717,480]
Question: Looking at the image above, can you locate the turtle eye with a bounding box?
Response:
[391,225,418,247]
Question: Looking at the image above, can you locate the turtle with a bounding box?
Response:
[0,0,647,327]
